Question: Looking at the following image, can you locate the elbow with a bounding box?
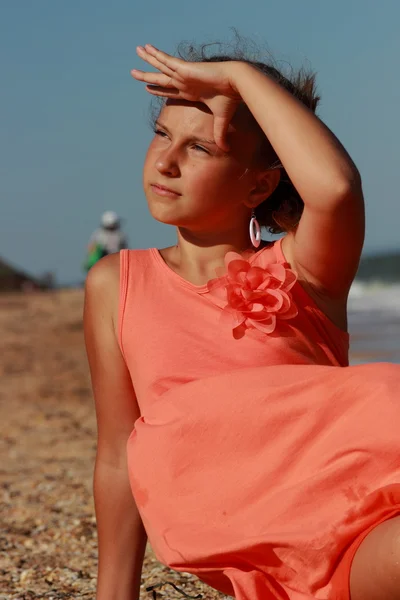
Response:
[330,169,363,206]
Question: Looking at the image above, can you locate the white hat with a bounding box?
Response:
[101,211,119,228]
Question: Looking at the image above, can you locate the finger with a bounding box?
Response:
[136,46,176,79]
[131,69,174,88]
[144,44,186,83]
[145,85,181,98]
[144,44,181,68]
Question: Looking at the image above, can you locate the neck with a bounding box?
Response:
[161,226,265,286]
[179,224,254,252]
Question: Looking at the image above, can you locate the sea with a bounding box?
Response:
[348,281,400,365]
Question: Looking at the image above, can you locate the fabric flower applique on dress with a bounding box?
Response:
[207,250,298,338]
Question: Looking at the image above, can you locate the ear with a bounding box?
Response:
[244,168,281,209]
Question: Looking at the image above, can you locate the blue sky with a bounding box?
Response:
[1,1,399,283]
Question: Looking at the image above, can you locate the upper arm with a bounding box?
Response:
[286,183,365,297]
[84,254,139,466]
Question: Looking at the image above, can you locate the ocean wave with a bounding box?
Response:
[348,281,400,315]
[348,281,400,365]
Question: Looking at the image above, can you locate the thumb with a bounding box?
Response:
[213,103,237,151]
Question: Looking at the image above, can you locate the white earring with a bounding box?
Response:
[249,210,261,248]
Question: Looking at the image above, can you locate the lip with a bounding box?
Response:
[151,183,181,198]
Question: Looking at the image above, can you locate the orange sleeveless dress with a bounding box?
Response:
[118,239,400,600]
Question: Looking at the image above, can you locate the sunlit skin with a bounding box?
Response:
[144,102,263,229]
[142,100,280,280]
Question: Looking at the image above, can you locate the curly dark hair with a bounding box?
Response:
[151,35,321,234]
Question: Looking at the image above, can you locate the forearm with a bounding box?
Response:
[94,460,147,600]
[232,62,361,207]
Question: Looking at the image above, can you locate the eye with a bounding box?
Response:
[192,144,209,154]
[154,129,168,138]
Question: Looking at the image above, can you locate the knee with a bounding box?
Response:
[350,517,400,600]
[384,527,400,587]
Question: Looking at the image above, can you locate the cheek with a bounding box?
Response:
[143,143,156,180]
[184,164,213,193]
[186,161,247,199]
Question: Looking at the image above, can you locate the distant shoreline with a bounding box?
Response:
[356,249,400,283]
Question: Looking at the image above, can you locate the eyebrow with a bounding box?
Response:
[155,120,217,146]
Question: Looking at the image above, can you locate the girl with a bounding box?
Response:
[84,41,400,600]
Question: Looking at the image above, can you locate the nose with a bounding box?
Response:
[155,147,180,178]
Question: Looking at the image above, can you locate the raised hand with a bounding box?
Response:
[131,44,242,150]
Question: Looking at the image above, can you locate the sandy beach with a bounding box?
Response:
[0,290,225,600]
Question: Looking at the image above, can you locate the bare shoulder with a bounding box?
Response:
[85,253,120,293]
[84,253,121,332]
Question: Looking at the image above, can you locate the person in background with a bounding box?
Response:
[84,211,128,271]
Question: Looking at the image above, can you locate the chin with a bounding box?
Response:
[147,203,183,226]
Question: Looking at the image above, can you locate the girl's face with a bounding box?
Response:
[143,101,264,236]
